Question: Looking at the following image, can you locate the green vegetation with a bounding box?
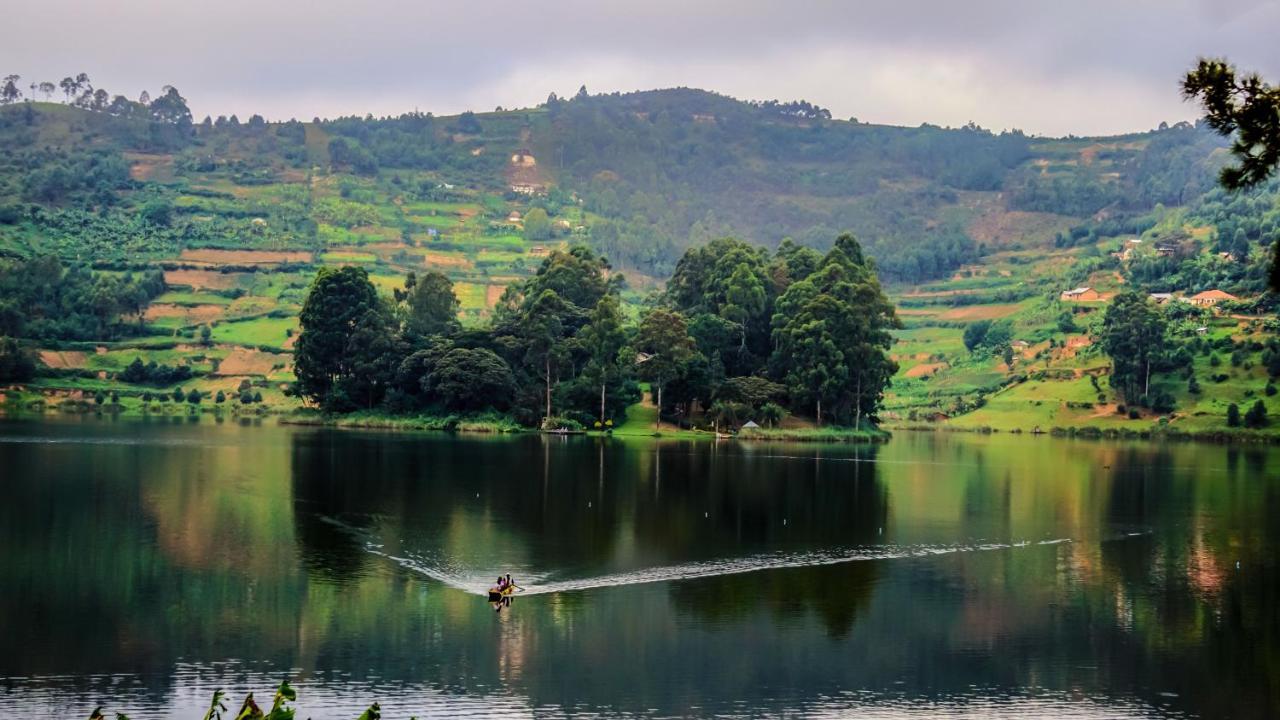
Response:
[0,76,1277,439]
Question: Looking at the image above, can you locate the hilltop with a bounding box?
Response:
[0,85,1276,436]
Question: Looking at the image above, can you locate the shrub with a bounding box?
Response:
[1227,403,1241,427]
[1245,400,1268,428]
[215,390,226,403]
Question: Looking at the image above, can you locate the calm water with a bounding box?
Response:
[0,418,1277,719]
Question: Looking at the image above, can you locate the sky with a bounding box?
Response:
[6,0,1280,136]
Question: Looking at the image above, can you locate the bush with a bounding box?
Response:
[1245,400,1268,428]
[187,388,202,404]
[1127,408,1140,419]
[1227,403,1241,427]
[215,390,226,403]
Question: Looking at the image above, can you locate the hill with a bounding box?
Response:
[0,85,1276,436]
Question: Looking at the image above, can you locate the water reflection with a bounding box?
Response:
[0,420,1277,718]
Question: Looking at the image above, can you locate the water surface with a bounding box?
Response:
[0,417,1276,718]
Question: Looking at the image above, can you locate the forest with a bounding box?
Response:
[293,234,898,430]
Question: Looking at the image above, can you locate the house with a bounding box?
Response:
[1011,340,1030,350]
[1196,326,1209,335]
[741,420,760,429]
[1061,287,1101,302]
[510,148,536,167]
[1154,241,1181,257]
[507,211,522,223]
[1188,289,1238,307]
[1149,292,1174,305]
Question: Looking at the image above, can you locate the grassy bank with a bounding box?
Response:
[279,409,524,433]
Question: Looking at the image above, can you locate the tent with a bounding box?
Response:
[741,421,760,429]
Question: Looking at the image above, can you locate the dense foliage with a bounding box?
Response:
[294,236,898,428]
[0,256,165,340]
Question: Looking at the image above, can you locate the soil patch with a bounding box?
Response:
[179,249,312,265]
[215,347,285,376]
[485,284,507,308]
[38,350,88,369]
[422,251,473,269]
[164,270,244,291]
[938,304,1022,321]
[905,362,948,379]
[144,304,225,324]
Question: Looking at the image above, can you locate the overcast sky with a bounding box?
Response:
[7,0,1279,136]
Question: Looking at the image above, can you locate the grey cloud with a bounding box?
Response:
[6,0,1280,135]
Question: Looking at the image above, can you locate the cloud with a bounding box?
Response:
[6,0,1279,135]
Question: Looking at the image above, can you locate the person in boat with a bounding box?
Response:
[505,573,514,590]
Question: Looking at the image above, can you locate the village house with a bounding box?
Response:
[510,149,536,167]
[1149,292,1174,305]
[1060,287,1102,302]
[1188,289,1239,307]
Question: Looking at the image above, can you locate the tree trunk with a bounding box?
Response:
[816,397,823,427]
[855,375,862,431]
[545,355,552,424]
[600,380,606,424]
[655,384,663,429]
[1144,359,1151,399]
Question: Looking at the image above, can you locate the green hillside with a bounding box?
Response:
[0,86,1276,436]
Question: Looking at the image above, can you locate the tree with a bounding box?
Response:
[1245,399,1268,428]
[578,294,628,423]
[141,198,173,226]
[59,77,76,102]
[1,75,21,105]
[633,307,698,426]
[215,390,226,404]
[0,337,36,382]
[149,85,192,126]
[187,388,201,404]
[426,348,516,411]
[1227,402,1241,427]
[199,324,212,346]
[523,207,552,241]
[1183,59,1280,290]
[172,387,185,403]
[1100,291,1168,404]
[964,321,991,352]
[295,266,383,408]
[404,270,460,337]
[38,81,55,101]
[770,235,899,427]
[758,401,785,428]
[520,290,570,423]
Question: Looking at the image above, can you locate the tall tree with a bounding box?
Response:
[771,234,899,426]
[578,293,628,423]
[404,270,460,337]
[1100,291,1168,403]
[0,75,21,105]
[520,289,570,423]
[633,307,698,426]
[295,266,383,408]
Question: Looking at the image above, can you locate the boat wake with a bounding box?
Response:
[320,517,1072,597]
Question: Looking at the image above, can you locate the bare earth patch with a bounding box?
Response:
[144,304,225,324]
[905,362,948,379]
[938,304,1022,321]
[485,284,507,309]
[179,249,312,265]
[38,351,88,369]
[163,270,244,290]
[215,347,286,376]
[422,251,473,269]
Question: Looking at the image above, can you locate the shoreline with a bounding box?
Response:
[4,395,1274,445]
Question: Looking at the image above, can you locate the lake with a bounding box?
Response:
[0,417,1276,718]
